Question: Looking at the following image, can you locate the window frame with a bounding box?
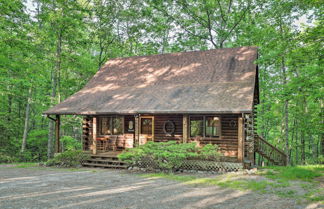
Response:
[97,116,124,136]
[124,117,135,133]
[139,116,154,136]
[189,116,204,137]
[189,115,221,138]
[205,116,221,137]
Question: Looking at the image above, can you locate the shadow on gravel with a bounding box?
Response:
[0,167,310,209]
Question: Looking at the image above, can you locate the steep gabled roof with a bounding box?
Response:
[44,46,258,115]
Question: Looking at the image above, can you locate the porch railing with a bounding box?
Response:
[255,135,287,166]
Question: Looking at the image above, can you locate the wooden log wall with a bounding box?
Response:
[154,114,183,142]
[83,114,241,160]
[196,114,239,158]
[82,116,93,151]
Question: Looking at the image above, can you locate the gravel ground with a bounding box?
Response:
[0,166,319,209]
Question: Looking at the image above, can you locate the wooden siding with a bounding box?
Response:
[82,116,93,151]
[154,115,183,142]
[219,114,239,157]
[83,114,241,160]
[191,114,239,158]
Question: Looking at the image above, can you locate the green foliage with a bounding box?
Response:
[118,141,221,171]
[24,130,48,161]
[318,155,324,164]
[61,136,82,151]
[0,152,18,163]
[16,151,34,162]
[0,0,322,166]
[261,165,323,181]
[45,150,90,168]
[200,144,222,160]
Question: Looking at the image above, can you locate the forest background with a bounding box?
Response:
[0,0,322,165]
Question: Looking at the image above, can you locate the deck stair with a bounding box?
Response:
[82,153,127,169]
[255,135,287,166]
[252,99,287,166]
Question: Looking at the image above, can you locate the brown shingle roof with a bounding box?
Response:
[44,46,258,115]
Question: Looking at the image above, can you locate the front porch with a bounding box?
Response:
[81,114,247,163]
[82,150,243,171]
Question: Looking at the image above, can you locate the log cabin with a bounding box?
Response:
[44,46,287,168]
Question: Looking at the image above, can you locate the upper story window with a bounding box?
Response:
[98,116,123,135]
[190,116,221,138]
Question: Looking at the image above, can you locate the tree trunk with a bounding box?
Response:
[21,87,32,152]
[56,31,62,103]
[321,100,324,156]
[48,28,63,159]
[301,131,305,164]
[281,57,290,165]
[48,68,56,159]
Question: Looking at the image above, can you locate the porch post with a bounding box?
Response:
[92,117,97,155]
[55,115,60,153]
[238,117,244,163]
[182,115,188,143]
[134,115,139,147]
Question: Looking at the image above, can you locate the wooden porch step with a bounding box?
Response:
[86,159,123,163]
[82,151,127,169]
[82,163,127,169]
[90,155,120,159]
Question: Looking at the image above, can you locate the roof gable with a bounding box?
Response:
[45,46,258,115]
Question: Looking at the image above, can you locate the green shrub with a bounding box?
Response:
[118,141,221,171]
[46,150,89,167]
[199,144,222,160]
[26,129,48,161]
[16,151,34,162]
[61,136,82,151]
[0,152,17,163]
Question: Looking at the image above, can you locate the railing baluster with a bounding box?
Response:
[255,135,287,166]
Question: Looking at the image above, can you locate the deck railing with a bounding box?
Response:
[255,135,287,166]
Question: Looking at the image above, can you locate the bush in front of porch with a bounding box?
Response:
[45,150,90,167]
[118,141,221,171]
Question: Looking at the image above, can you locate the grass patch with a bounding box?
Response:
[141,173,269,192]
[305,189,324,203]
[0,162,39,168]
[141,173,197,182]
[260,165,323,182]
[140,164,324,203]
[217,179,268,192]
[276,190,296,198]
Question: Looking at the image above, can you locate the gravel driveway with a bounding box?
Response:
[0,166,317,209]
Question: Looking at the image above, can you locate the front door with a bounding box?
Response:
[139,116,154,145]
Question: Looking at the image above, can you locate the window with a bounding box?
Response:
[112,117,123,135]
[205,116,220,137]
[124,116,135,133]
[190,116,203,137]
[141,118,152,135]
[98,116,123,135]
[99,117,111,135]
[190,116,221,138]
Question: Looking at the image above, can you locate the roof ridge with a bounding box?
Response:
[102,46,258,67]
